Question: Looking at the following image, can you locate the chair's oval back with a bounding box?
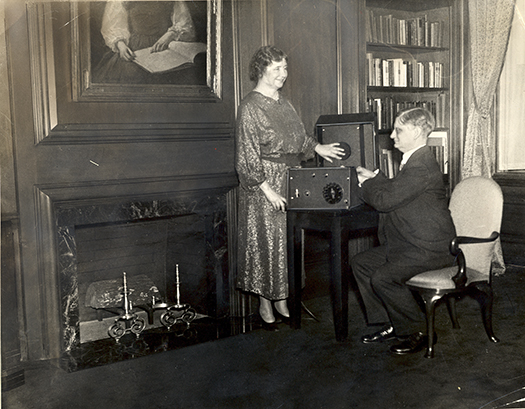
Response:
[449,177,503,276]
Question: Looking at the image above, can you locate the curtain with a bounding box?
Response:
[497,0,525,171]
[463,0,515,275]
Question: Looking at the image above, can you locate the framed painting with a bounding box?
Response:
[26,1,231,144]
[70,0,222,102]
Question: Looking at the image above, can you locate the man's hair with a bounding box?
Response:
[396,107,435,137]
[248,45,288,82]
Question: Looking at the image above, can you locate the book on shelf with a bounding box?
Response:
[366,55,444,89]
[430,21,445,47]
[366,53,373,86]
[417,62,424,87]
[133,41,207,74]
[367,97,445,131]
[401,19,408,45]
[386,149,395,178]
[366,9,444,48]
[436,93,446,128]
[428,61,435,88]
[382,59,389,87]
[379,149,397,179]
[382,58,408,87]
[372,57,383,86]
[370,98,383,129]
[427,130,448,174]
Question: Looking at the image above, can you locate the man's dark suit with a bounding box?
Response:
[351,146,456,336]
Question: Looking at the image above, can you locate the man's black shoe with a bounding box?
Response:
[361,325,396,344]
[390,331,437,355]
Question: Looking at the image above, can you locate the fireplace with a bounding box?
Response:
[34,175,235,371]
[76,214,210,340]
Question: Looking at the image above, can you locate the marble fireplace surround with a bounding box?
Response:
[34,174,236,371]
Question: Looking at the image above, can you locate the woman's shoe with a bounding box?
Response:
[274,310,290,325]
[261,320,280,332]
[259,307,279,331]
[259,297,276,324]
[274,300,290,318]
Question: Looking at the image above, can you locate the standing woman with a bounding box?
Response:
[235,45,343,327]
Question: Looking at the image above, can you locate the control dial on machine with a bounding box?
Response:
[338,142,351,160]
[323,182,344,204]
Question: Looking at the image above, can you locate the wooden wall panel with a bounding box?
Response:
[1,220,25,390]
[5,1,237,360]
[495,175,525,265]
[230,0,267,105]
[268,0,339,135]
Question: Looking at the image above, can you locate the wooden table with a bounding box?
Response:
[287,204,378,341]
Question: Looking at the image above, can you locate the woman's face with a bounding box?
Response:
[259,59,288,91]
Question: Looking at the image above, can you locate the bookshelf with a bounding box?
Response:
[363,0,452,177]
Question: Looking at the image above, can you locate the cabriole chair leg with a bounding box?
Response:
[422,293,442,359]
[472,282,500,343]
[446,296,460,329]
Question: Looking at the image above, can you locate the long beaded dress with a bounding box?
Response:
[235,91,318,300]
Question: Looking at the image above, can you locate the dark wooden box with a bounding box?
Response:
[287,167,362,210]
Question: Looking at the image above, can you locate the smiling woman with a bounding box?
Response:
[234,45,345,329]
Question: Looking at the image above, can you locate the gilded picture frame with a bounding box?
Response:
[71,0,222,102]
[27,1,228,144]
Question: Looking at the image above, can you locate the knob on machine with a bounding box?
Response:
[323,182,344,204]
[337,142,351,160]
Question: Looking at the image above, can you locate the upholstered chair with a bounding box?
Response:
[406,177,504,358]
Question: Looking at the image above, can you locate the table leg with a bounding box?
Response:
[287,212,302,329]
[330,217,349,342]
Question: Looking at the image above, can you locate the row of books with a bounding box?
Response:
[378,132,448,178]
[367,95,447,130]
[366,10,445,48]
[366,54,445,88]
[378,149,399,179]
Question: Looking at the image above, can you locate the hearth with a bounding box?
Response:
[35,180,234,371]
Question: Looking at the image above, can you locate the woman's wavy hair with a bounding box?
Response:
[248,45,288,82]
[396,107,435,137]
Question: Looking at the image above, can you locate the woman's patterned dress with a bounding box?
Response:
[235,91,318,300]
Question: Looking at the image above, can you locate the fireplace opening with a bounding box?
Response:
[75,214,209,342]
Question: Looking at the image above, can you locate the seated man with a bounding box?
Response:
[351,107,456,355]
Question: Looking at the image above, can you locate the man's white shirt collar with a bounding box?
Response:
[400,144,426,166]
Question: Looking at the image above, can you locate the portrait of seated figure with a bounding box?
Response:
[90,1,208,86]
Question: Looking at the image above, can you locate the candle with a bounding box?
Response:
[122,272,129,314]
[176,264,181,304]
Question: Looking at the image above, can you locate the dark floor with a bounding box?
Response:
[3,234,525,409]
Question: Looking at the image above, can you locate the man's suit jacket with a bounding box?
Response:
[361,146,456,266]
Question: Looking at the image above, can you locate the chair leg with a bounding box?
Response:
[446,296,460,329]
[472,282,500,343]
[421,293,443,359]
